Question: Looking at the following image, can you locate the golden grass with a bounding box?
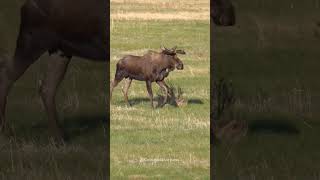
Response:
[111,0,209,21]
[111,0,208,6]
[111,11,209,21]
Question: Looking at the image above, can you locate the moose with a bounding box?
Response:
[211,0,236,26]
[110,46,185,108]
[0,0,108,140]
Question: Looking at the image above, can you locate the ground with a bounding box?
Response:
[110,0,210,178]
[215,0,320,179]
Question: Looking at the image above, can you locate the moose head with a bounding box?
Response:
[160,46,185,70]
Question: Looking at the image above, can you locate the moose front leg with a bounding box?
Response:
[39,56,70,141]
[0,58,37,134]
[146,81,154,108]
[0,30,49,134]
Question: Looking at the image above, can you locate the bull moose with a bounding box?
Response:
[110,46,185,108]
[0,0,108,140]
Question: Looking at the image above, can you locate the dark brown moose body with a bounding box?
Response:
[211,0,235,26]
[0,0,108,140]
[110,47,185,108]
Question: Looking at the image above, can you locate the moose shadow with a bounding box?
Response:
[118,97,176,108]
[187,99,204,105]
[121,97,150,106]
[29,114,108,142]
[248,118,300,135]
[63,114,108,140]
[119,97,204,108]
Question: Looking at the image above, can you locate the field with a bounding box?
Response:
[215,0,320,179]
[110,0,210,179]
[0,1,108,179]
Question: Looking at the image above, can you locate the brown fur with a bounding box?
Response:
[211,0,236,26]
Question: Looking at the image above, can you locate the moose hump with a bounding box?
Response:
[211,0,235,26]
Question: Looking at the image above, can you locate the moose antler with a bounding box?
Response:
[160,45,185,55]
[160,45,173,55]
[176,49,186,54]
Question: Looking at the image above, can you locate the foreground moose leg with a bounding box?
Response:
[0,59,37,134]
[156,80,169,107]
[0,31,48,134]
[122,78,132,106]
[39,57,70,140]
[146,81,154,108]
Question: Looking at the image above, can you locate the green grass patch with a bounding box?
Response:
[110,19,210,178]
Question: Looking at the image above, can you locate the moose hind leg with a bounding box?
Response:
[39,56,70,140]
[122,78,132,106]
[110,72,124,101]
[110,79,119,101]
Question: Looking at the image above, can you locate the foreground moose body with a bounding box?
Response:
[210,0,236,176]
[110,47,185,108]
[0,0,108,140]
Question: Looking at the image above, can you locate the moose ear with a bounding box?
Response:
[176,49,186,54]
[160,45,165,51]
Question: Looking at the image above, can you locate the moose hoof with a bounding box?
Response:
[154,102,159,108]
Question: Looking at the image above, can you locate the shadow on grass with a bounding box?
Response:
[118,97,173,107]
[118,97,203,107]
[26,114,108,142]
[248,118,299,135]
[124,97,150,106]
[63,114,108,139]
[188,99,204,104]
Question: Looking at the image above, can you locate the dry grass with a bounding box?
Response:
[111,0,209,21]
[111,11,209,21]
[0,138,107,180]
[111,0,209,9]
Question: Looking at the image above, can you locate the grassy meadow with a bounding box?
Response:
[0,1,108,179]
[215,0,320,179]
[110,0,210,178]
